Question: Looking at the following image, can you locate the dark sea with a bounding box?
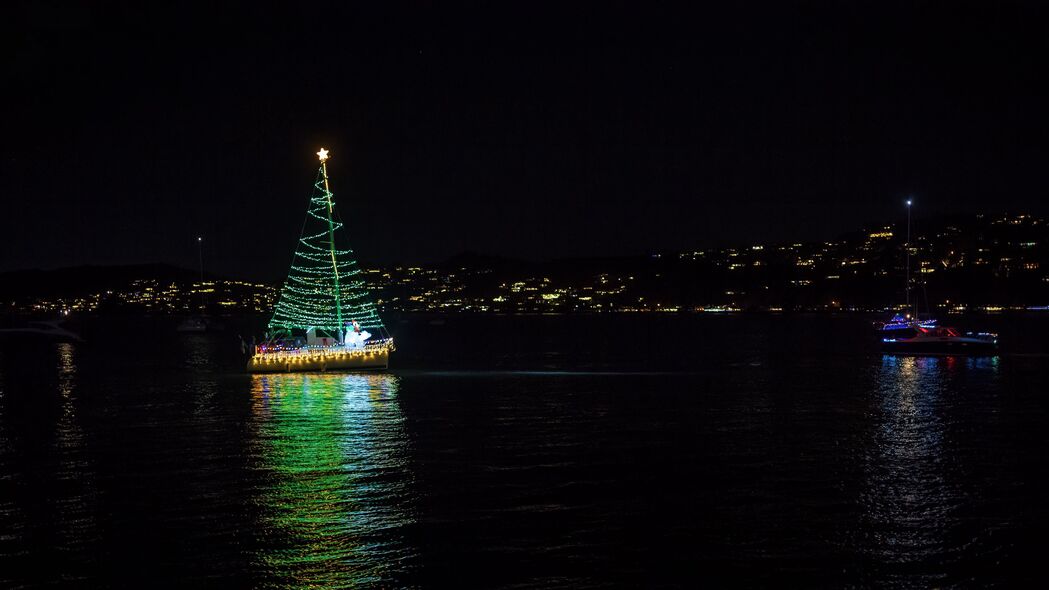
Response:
[2,313,1048,588]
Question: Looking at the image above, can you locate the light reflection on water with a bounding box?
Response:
[2,314,1044,587]
[53,343,99,551]
[859,355,1001,583]
[179,333,220,371]
[248,373,416,588]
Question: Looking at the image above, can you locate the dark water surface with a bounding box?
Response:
[2,314,1048,587]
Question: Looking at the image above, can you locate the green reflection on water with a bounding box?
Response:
[249,373,415,588]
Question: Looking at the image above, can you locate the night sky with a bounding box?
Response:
[3,2,1046,281]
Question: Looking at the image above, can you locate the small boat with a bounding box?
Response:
[877,314,997,355]
[176,315,222,333]
[875,199,998,356]
[176,316,209,332]
[0,319,82,342]
[247,148,394,373]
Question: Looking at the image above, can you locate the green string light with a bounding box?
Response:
[268,165,385,337]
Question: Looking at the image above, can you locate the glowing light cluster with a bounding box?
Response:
[249,339,394,372]
[268,162,386,336]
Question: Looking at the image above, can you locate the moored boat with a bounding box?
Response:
[0,319,82,343]
[877,315,997,355]
[875,199,998,356]
[176,316,209,333]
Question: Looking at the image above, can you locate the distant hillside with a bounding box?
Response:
[3,213,1048,314]
[0,264,217,298]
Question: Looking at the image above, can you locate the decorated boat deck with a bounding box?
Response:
[248,339,394,373]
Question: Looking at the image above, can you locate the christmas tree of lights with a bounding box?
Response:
[268,149,386,339]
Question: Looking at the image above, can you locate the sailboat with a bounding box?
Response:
[246,148,394,373]
[176,236,210,332]
[875,199,997,355]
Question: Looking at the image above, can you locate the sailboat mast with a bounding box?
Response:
[318,148,343,331]
[905,198,912,318]
[197,236,205,312]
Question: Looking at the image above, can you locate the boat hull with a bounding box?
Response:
[881,337,997,356]
[0,327,82,343]
[246,347,390,373]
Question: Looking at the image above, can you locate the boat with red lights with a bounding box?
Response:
[875,199,998,355]
[877,314,997,355]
